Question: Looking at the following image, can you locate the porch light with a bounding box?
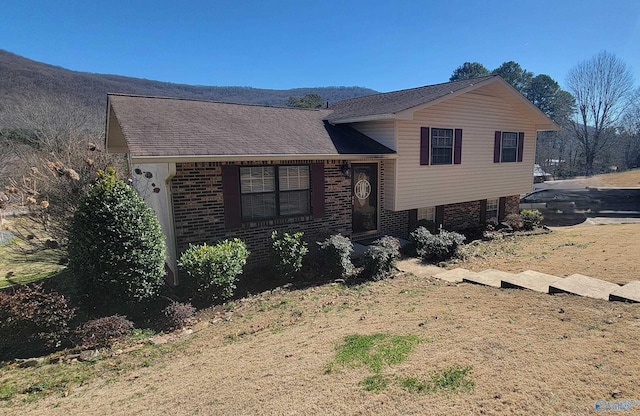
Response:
[341,162,351,178]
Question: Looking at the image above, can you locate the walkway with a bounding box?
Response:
[396,258,640,303]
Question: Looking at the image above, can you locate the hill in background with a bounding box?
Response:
[0,49,377,118]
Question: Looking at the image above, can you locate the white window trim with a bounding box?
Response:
[486,198,499,223]
[431,127,454,165]
[500,132,518,163]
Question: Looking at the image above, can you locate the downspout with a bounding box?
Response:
[165,163,178,286]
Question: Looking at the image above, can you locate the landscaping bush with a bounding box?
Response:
[503,213,524,231]
[414,219,437,234]
[271,231,308,280]
[317,234,354,278]
[68,167,166,308]
[362,236,401,281]
[0,284,76,358]
[410,227,466,262]
[521,209,544,230]
[178,239,249,302]
[74,315,134,349]
[162,301,196,330]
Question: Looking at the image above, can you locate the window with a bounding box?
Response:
[420,127,462,166]
[431,128,453,165]
[486,198,499,223]
[417,206,435,221]
[494,131,524,163]
[240,165,310,221]
[501,132,518,163]
[278,166,310,216]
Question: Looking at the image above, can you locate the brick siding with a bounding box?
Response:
[441,195,520,231]
[504,195,520,217]
[443,200,482,230]
[171,160,352,269]
[379,160,410,239]
[171,159,520,269]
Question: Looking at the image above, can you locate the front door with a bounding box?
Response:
[352,163,378,234]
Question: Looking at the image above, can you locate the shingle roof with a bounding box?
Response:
[327,75,497,122]
[107,95,394,158]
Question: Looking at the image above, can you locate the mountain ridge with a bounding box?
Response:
[0,50,378,115]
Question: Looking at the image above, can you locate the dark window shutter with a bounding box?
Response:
[480,199,487,223]
[517,132,525,162]
[454,129,463,164]
[408,209,417,231]
[498,197,507,222]
[494,131,502,163]
[435,205,445,229]
[420,127,430,165]
[311,162,325,219]
[221,165,242,229]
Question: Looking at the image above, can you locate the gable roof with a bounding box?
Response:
[107,95,395,162]
[327,76,496,122]
[328,75,560,131]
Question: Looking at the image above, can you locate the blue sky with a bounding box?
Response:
[2,0,639,92]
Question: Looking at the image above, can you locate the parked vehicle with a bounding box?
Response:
[520,189,584,214]
[520,187,640,223]
[533,164,552,183]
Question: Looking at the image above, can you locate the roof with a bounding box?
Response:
[107,95,395,161]
[327,75,560,131]
[328,76,497,122]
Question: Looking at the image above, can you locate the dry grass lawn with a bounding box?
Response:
[456,224,639,285]
[2,222,640,415]
[589,168,640,187]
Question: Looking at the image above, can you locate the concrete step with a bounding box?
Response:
[432,268,479,283]
[463,269,516,288]
[609,280,640,303]
[549,273,621,300]
[502,270,563,293]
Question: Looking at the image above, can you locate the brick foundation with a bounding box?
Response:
[441,195,520,231]
[442,200,482,230]
[504,195,520,217]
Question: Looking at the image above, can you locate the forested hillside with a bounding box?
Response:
[0,50,377,114]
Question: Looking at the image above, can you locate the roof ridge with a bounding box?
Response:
[107,93,330,112]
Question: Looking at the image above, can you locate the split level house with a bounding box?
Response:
[105,75,559,284]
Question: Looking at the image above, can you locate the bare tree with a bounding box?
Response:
[616,88,640,169]
[566,51,634,175]
[0,94,123,244]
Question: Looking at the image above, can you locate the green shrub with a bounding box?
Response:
[362,236,400,281]
[271,231,308,280]
[74,315,134,349]
[503,213,524,230]
[521,209,544,230]
[179,239,249,302]
[162,301,196,330]
[68,168,166,307]
[414,219,437,233]
[0,284,76,358]
[410,227,465,262]
[317,234,354,278]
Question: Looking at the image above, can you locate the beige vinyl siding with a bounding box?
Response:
[393,91,536,211]
[381,159,395,210]
[350,120,397,151]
